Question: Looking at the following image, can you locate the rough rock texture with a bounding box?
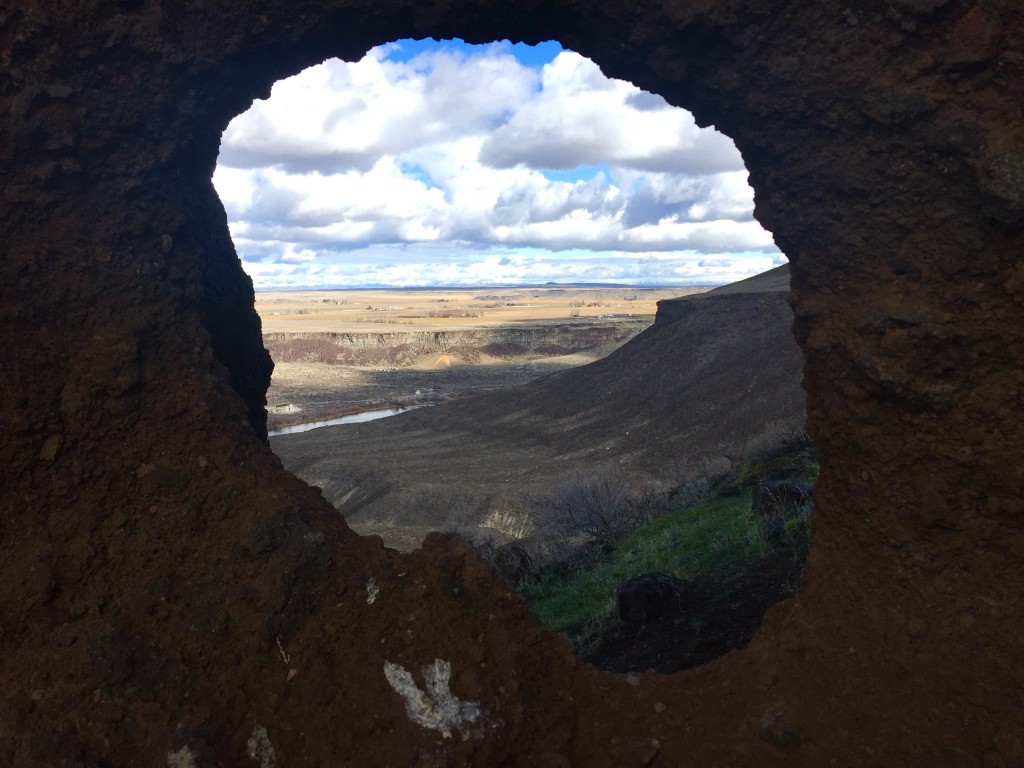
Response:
[1,2,1021,766]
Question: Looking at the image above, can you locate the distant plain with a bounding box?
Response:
[257,285,705,334]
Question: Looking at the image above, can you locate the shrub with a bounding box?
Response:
[668,475,712,509]
[530,469,665,549]
[522,438,817,649]
[712,426,818,495]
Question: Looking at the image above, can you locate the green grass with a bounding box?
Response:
[523,493,769,636]
[520,437,817,649]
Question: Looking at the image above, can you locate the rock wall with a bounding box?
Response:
[1,2,1021,766]
[263,324,641,364]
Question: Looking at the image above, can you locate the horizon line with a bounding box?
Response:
[253,281,726,292]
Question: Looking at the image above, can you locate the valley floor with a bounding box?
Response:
[265,348,613,430]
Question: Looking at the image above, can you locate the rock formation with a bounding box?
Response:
[1,2,1021,765]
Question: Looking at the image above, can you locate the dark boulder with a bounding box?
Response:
[616,573,684,624]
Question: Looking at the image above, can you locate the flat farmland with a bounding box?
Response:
[256,285,706,334]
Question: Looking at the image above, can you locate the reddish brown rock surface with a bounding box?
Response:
[1,2,1021,766]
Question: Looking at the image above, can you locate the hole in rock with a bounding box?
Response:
[213,38,811,674]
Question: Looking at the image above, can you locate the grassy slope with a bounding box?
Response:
[525,495,766,632]
[523,440,817,644]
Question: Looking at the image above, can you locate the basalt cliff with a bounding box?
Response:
[1,2,1022,766]
[264,323,642,366]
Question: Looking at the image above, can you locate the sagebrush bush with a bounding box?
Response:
[528,469,675,556]
[669,475,711,509]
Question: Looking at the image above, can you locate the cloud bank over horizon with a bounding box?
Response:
[214,39,784,289]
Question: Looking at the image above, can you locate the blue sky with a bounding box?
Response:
[213,38,784,289]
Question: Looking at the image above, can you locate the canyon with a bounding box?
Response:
[273,266,804,548]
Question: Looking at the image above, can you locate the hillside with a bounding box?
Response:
[272,266,804,544]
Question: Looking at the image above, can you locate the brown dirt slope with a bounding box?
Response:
[272,267,805,532]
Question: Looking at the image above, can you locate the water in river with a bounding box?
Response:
[268,407,419,436]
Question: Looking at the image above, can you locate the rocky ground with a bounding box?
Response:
[8,4,1019,763]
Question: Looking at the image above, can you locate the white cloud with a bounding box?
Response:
[218,46,537,174]
[280,245,318,263]
[236,243,779,289]
[214,40,781,288]
[478,53,743,174]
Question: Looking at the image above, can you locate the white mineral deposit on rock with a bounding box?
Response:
[166,746,197,768]
[383,659,481,739]
[247,725,276,768]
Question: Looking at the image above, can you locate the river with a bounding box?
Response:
[268,406,420,436]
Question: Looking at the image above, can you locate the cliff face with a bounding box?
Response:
[1,2,1022,766]
[264,323,642,364]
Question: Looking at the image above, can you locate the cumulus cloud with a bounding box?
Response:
[477,54,742,175]
[214,39,781,287]
[218,45,538,175]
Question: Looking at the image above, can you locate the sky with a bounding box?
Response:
[213,39,785,289]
